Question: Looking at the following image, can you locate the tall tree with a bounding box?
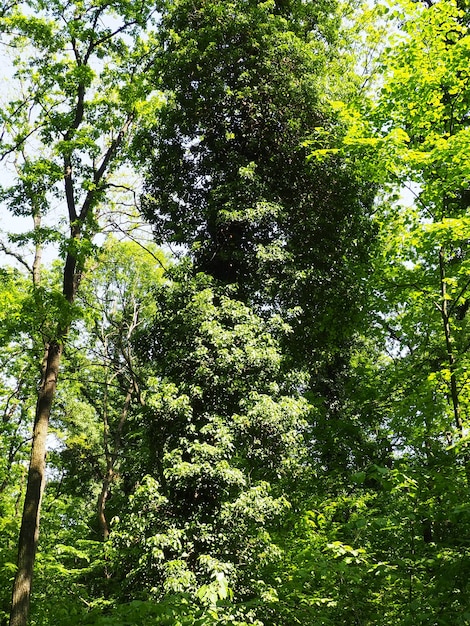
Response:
[139,0,376,364]
[375,0,470,450]
[108,270,310,622]
[301,1,470,621]
[339,0,470,470]
[138,0,377,482]
[68,237,165,541]
[0,2,159,623]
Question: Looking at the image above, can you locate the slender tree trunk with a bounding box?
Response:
[98,386,133,541]
[9,239,78,625]
[97,472,113,543]
[438,246,470,484]
[31,214,42,288]
[9,341,62,626]
[439,246,463,432]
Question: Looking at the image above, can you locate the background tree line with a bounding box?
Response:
[0,0,469,624]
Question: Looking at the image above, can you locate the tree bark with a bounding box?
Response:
[9,340,62,626]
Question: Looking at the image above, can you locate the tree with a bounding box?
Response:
[139,0,376,362]
[0,239,168,625]
[302,0,470,621]
[368,6,470,611]
[334,0,470,455]
[374,0,470,452]
[66,237,166,541]
[339,0,470,477]
[0,1,159,622]
[137,0,378,484]
[108,270,310,620]
[0,268,36,625]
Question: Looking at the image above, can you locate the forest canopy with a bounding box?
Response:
[0,0,469,625]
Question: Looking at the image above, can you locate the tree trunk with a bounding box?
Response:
[9,340,62,626]
[439,247,463,433]
[438,246,470,484]
[10,237,77,626]
[97,385,134,541]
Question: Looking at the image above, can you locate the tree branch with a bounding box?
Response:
[0,240,32,274]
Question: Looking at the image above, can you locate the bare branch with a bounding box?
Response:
[0,239,32,274]
[108,220,167,271]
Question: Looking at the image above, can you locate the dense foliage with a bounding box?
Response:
[0,0,469,625]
